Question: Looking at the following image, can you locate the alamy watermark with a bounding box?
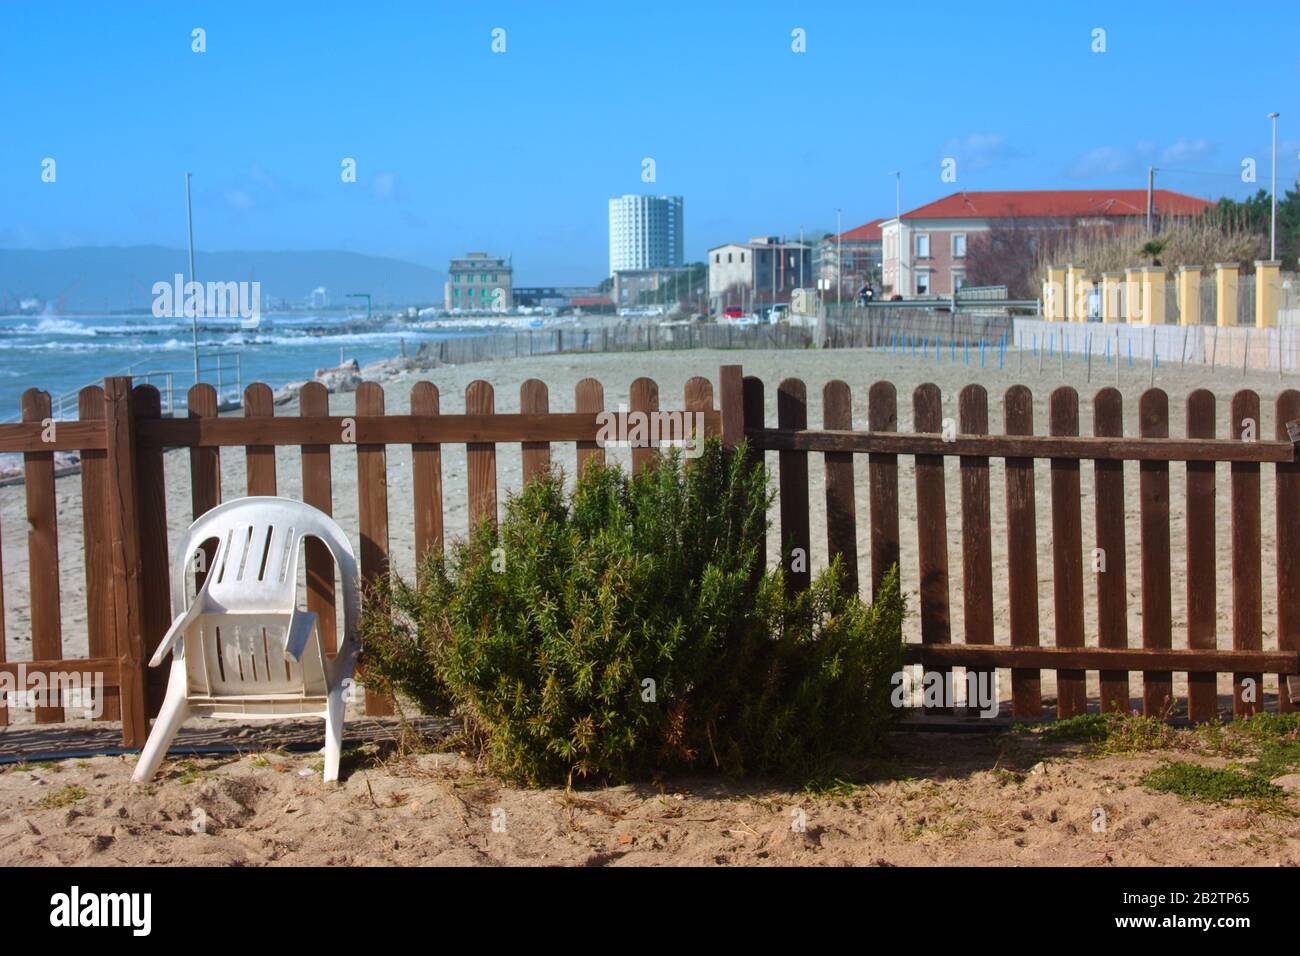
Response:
[891,667,999,718]
[1,664,105,718]
[595,405,706,458]
[152,275,261,320]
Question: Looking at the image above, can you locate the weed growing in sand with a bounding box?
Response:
[1139,762,1287,808]
[1018,712,1178,753]
[173,761,212,785]
[37,784,87,809]
[362,439,906,787]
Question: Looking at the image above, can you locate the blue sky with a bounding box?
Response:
[2,0,1298,284]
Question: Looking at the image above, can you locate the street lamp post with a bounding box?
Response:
[836,208,842,306]
[891,171,902,296]
[1269,112,1280,260]
[185,172,200,387]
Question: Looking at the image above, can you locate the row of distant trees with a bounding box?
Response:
[964,187,1300,299]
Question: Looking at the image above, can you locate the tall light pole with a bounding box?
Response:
[835,208,842,306]
[185,172,199,385]
[892,171,902,295]
[1269,112,1280,260]
[799,225,804,289]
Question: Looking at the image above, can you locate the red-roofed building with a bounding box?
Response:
[816,218,884,300]
[880,189,1212,297]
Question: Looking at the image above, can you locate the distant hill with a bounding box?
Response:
[0,246,444,312]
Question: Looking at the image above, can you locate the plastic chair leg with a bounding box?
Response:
[131,690,191,783]
[323,688,345,783]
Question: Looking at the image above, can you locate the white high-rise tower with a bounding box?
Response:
[608,195,683,277]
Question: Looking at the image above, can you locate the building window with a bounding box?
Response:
[715,254,720,263]
[916,272,931,296]
[915,234,930,259]
[953,272,966,291]
[740,252,746,263]
[952,234,966,258]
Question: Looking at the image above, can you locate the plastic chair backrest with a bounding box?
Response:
[169,498,361,698]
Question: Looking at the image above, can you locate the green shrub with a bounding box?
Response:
[361,439,905,786]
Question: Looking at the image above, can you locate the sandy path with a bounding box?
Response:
[1,728,1296,866]
[1,346,1295,721]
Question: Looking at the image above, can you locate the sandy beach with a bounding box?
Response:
[1,344,1294,722]
[3,721,1300,866]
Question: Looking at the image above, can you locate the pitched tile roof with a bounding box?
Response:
[833,218,885,242]
[900,189,1212,220]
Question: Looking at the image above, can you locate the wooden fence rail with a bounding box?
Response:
[746,372,1300,721]
[0,363,1297,750]
[0,373,727,745]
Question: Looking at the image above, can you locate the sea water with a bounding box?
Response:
[0,311,498,418]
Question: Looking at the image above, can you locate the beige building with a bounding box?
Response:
[444,252,513,311]
[707,237,812,311]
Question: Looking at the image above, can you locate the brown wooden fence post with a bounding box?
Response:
[22,388,63,722]
[1278,390,1300,711]
[718,365,744,450]
[777,378,811,596]
[104,376,149,748]
[133,385,171,718]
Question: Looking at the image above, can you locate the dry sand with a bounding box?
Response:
[2,345,1295,720]
[2,725,1298,866]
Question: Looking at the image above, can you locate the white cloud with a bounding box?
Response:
[1162,138,1215,164]
[1069,146,1134,178]
[943,132,1018,172]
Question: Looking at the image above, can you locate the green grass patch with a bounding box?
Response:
[1140,762,1282,803]
[37,784,87,809]
[1016,712,1177,753]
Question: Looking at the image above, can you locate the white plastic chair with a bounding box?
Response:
[132,496,361,784]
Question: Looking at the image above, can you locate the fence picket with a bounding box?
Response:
[912,383,951,706]
[104,377,148,747]
[1277,390,1300,712]
[1049,387,1086,719]
[868,382,900,602]
[133,385,171,718]
[466,381,498,531]
[244,382,277,496]
[520,379,551,483]
[1004,385,1041,719]
[1185,390,1218,721]
[958,385,994,715]
[410,381,444,573]
[300,382,336,655]
[1139,389,1174,716]
[188,384,221,594]
[1231,389,1262,717]
[22,388,62,722]
[1093,388,1130,712]
[822,381,858,595]
[355,381,393,716]
[742,376,766,586]
[78,386,117,720]
[630,377,659,475]
[575,378,605,478]
[777,378,811,595]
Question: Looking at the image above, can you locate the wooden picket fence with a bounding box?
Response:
[0,363,1297,750]
[0,372,730,747]
[744,372,1300,720]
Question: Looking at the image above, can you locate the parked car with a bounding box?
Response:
[723,306,744,319]
[766,304,790,323]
